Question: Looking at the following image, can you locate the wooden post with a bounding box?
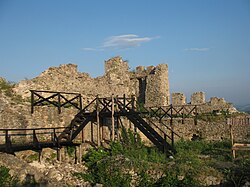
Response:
[182,106,185,124]
[170,105,174,148]
[123,94,126,109]
[164,134,167,154]
[100,116,104,142]
[194,106,198,125]
[5,130,8,145]
[33,129,35,142]
[134,124,137,142]
[91,122,94,142]
[131,95,135,110]
[79,94,82,110]
[111,94,115,141]
[38,150,42,163]
[81,129,84,143]
[58,93,61,114]
[79,144,82,164]
[52,128,56,144]
[74,147,78,164]
[229,118,236,159]
[229,118,234,146]
[96,96,101,147]
[57,148,61,162]
[117,117,120,141]
[31,90,34,114]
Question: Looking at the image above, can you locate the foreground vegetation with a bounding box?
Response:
[0,129,249,186]
[74,129,250,187]
[0,166,18,186]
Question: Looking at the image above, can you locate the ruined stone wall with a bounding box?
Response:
[191,92,206,105]
[171,92,236,113]
[2,56,244,147]
[14,56,170,108]
[160,116,250,142]
[172,93,186,105]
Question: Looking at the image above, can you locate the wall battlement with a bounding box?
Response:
[172,92,236,113]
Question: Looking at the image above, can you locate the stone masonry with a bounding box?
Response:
[172,92,236,113]
[172,93,186,105]
[144,64,170,107]
[191,92,206,105]
[14,56,170,107]
[0,56,243,145]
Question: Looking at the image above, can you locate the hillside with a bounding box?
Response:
[236,104,250,114]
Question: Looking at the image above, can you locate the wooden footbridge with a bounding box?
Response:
[0,90,200,157]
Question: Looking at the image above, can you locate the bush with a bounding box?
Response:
[81,129,168,186]
[0,79,24,103]
[0,79,14,97]
[0,166,18,187]
[155,171,200,187]
[83,148,109,168]
[223,158,250,186]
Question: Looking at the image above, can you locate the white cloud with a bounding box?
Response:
[185,48,210,52]
[102,34,153,49]
[81,34,156,52]
[81,47,104,52]
[81,48,97,51]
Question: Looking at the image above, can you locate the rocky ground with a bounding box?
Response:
[0,150,90,187]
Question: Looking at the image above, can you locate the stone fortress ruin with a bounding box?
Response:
[2,56,248,148]
[14,56,235,113]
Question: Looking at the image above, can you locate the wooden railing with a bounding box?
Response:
[0,127,70,153]
[228,117,250,158]
[30,90,82,113]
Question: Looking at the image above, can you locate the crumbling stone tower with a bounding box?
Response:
[104,57,170,107]
[144,64,170,107]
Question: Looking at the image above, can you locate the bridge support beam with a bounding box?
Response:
[111,94,115,141]
[74,145,82,164]
[57,148,62,162]
[91,122,94,143]
[96,96,101,147]
[38,150,42,163]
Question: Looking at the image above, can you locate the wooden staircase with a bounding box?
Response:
[58,111,96,141]
[58,96,177,154]
[27,91,188,155]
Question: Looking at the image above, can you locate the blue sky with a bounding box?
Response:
[0,0,249,105]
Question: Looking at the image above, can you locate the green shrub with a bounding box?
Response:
[67,146,75,157]
[0,166,18,187]
[81,129,168,186]
[155,171,201,187]
[0,79,24,103]
[91,158,131,187]
[0,79,14,96]
[83,148,109,168]
[223,158,250,186]
[137,172,154,187]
